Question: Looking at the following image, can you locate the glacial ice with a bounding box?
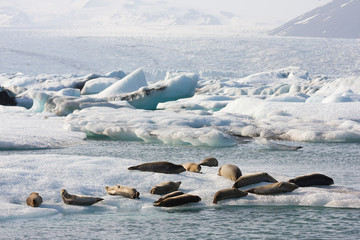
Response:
[2,66,360,148]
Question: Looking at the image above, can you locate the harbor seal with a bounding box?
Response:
[128,161,186,174]
[288,173,334,187]
[150,181,181,195]
[218,164,242,181]
[199,157,218,167]
[213,188,248,204]
[182,162,202,173]
[26,192,43,207]
[246,182,298,195]
[61,189,104,206]
[232,172,278,188]
[105,185,140,199]
[154,194,201,207]
[154,191,185,203]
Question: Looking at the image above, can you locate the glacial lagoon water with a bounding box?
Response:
[1,140,359,239]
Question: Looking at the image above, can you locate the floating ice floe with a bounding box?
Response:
[64,107,243,147]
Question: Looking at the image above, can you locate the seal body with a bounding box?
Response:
[233,172,278,188]
[61,189,103,206]
[182,162,201,173]
[246,182,298,195]
[154,191,185,203]
[128,161,186,174]
[154,194,201,207]
[218,164,242,181]
[105,185,140,199]
[213,188,248,204]
[288,173,334,187]
[199,157,218,167]
[150,181,181,195]
[26,192,43,207]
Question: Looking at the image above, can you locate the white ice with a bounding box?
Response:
[1,153,359,221]
[0,106,85,150]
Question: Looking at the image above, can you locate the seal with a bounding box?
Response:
[154,194,201,207]
[105,185,140,199]
[246,182,298,195]
[150,181,181,195]
[199,157,218,167]
[213,188,248,204]
[154,191,185,203]
[26,192,43,207]
[128,161,186,174]
[288,173,334,187]
[218,164,242,181]
[182,162,202,173]
[61,189,104,206]
[232,172,278,188]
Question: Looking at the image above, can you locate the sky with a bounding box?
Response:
[0,0,332,29]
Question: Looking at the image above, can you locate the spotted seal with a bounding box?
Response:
[246,182,298,195]
[232,172,278,188]
[61,189,103,206]
[128,161,186,174]
[26,192,43,207]
[213,188,248,204]
[105,185,140,199]
[218,164,242,181]
[288,173,334,187]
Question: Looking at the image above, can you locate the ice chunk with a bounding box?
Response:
[81,77,120,95]
[96,68,147,98]
[64,106,241,147]
[109,73,199,110]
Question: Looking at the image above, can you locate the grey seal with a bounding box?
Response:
[232,172,278,188]
[26,192,43,207]
[128,161,186,174]
[213,188,248,204]
[105,185,140,199]
[218,164,242,181]
[154,194,201,207]
[288,173,334,187]
[61,189,103,206]
[246,182,298,195]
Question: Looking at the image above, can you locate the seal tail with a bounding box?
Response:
[128,166,138,170]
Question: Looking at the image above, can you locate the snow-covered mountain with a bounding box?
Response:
[0,0,330,30]
[269,0,360,39]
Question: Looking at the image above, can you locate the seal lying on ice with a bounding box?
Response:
[213,188,248,204]
[199,157,218,167]
[182,162,202,173]
[246,182,298,195]
[154,191,185,203]
[232,172,278,188]
[128,161,186,174]
[105,185,140,199]
[150,181,181,195]
[218,164,242,181]
[154,194,201,207]
[288,173,334,187]
[61,189,103,206]
[26,192,43,207]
